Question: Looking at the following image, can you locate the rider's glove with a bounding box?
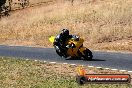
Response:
[72,35,79,41]
[66,43,75,48]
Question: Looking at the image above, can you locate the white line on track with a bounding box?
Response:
[49,62,56,64]
[111,69,118,71]
[63,63,68,65]
[70,64,76,66]
[34,60,37,62]
[44,61,47,63]
[104,68,110,70]
[96,67,102,69]
[26,59,29,60]
[88,66,94,68]
[128,71,132,73]
[120,70,126,72]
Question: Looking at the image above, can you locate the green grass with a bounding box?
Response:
[0,57,132,88]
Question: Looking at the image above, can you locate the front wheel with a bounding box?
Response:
[55,46,68,58]
[56,50,63,57]
[83,49,93,60]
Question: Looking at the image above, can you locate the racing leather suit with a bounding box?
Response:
[54,33,79,58]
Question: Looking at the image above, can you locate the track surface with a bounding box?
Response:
[0,45,132,71]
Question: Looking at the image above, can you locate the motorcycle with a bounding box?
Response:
[49,35,93,60]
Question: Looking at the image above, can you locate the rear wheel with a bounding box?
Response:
[83,49,93,60]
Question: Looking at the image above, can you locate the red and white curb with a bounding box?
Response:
[32,60,132,73]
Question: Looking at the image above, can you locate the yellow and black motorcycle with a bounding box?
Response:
[49,36,93,60]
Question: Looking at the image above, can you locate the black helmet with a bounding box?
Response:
[61,29,69,36]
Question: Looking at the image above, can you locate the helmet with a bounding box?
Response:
[61,29,69,36]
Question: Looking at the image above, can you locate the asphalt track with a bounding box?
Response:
[0,45,132,71]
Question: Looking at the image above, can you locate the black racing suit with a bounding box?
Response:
[0,0,6,7]
[54,33,79,58]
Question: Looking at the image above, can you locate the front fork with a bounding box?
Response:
[78,46,87,56]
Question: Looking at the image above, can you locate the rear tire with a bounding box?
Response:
[83,49,93,60]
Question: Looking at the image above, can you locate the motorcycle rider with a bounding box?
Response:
[53,29,79,58]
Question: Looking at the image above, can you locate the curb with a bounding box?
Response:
[32,59,132,74]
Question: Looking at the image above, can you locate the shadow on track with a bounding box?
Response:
[88,59,106,61]
[65,57,106,61]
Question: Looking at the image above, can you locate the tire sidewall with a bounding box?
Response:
[83,49,93,60]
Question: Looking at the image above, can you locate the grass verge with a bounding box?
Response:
[0,57,132,88]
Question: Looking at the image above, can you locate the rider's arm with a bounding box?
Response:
[54,35,60,46]
[54,34,64,47]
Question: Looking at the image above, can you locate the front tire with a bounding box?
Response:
[55,47,68,58]
[56,50,63,57]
